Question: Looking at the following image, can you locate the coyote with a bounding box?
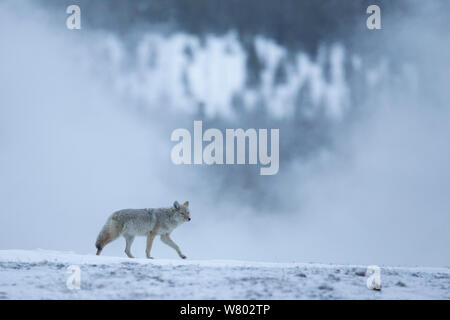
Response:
[95,201,191,259]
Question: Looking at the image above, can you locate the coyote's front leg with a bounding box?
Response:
[146,222,160,259]
[146,231,157,259]
[161,233,187,259]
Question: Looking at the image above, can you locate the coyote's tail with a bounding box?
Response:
[95,217,122,255]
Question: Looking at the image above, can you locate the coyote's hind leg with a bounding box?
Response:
[145,231,157,259]
[124,235,135,258]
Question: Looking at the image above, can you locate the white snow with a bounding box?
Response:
[93,32,355,120]
[0,250,449,299]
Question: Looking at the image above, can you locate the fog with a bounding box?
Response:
[0,1,449,266]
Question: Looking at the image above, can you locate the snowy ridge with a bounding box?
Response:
[0,250,449,299]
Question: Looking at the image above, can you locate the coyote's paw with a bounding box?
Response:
[180,255,187,259]
[146,256,154,259]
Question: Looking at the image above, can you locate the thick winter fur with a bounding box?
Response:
[95,200,191,259]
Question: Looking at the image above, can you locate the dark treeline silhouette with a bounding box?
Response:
[45,0,409,54]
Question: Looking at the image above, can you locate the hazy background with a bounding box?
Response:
[0,0,449,266]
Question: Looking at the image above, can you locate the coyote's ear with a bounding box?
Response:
[183,201,189,207]
[173,201,180,209]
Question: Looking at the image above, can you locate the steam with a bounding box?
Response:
[0,1,449,266]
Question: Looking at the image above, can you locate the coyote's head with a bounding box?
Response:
[172,200,191,222]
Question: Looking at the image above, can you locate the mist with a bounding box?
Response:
[0,1,449,267]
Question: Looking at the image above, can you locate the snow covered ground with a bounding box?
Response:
[0,250,449,299]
